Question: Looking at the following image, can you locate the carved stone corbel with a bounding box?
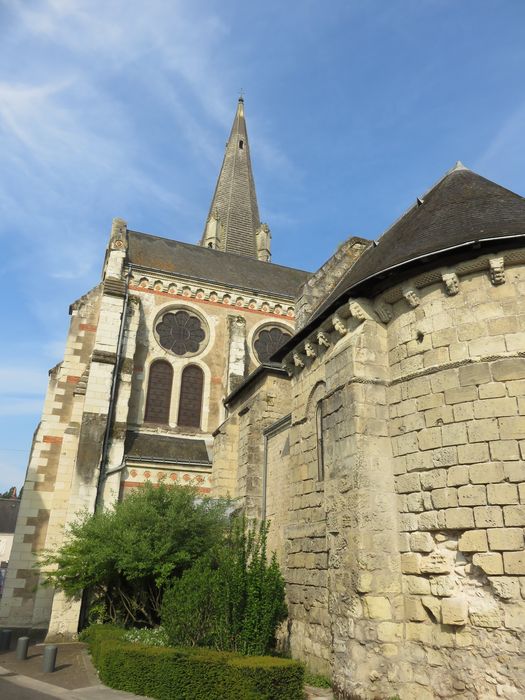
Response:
[304,341,317,358]
[402,287,420,308]
[316,330,331,347]
[348,299,367,322]
[332,314,347,336]
[489,257,505,286]
[442,272,460,296]
[293,352,305,368]
[374,300,393,323]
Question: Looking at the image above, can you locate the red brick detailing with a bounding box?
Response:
[170,473,178,481]
[133,366,144,373]
[79,323,97,332]
[130,469,137,477]
[143,471,151,479]
[121,480,210,494]
[66,375,80,384]
[183,473,191,481]
[43,435,63,445]
[129,285,292,319]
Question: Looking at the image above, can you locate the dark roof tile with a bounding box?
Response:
[127,231,310,298]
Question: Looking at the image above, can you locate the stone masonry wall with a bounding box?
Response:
[387,264,525,699]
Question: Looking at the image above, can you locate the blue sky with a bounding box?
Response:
[1,0,524,491]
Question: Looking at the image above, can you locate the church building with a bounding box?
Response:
[2,98,525,700]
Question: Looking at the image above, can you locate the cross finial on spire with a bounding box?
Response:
[239,88,244,103]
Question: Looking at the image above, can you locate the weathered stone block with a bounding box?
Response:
[488,528,524,551]
[405,575,431,595]
[479,382,506,398]
[401,552,421,574]
[474,397,517,419]
[363,596,391,620]
[466,419,499,443]
[499,416,525,440]
[441,422,468,446]
[491,358,525,381]
[444,386,477,405]
[441,597,468,625]
[418,428,442,451]
[469,462,504,484]
[469,601,502,628]
[458,443,489,464]
[458,530,488,552]
[445,507,475,529]
[504,603,525,631]
[430,575,456,597]
[431,487,458,509]
[419,510,442,531]
[377,621,403,642]
[487,482,518,505]
[447,465,469,486]
[420,469,447,491]
[490,440,520,461]
[459,363,491,386]
[472,552,503,575]
[458,484,486,506]
[420,551,452,574]
[433,446,458,468]
[503,505,525,526]
[410,532,434,553]
[473,505,503,528]
[405,596,427,621]
[489,576,520,600]
[396,472,420,494]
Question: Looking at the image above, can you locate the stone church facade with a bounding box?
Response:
[3,99,525,699]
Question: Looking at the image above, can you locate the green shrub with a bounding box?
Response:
[123,626,169,647]
[304,670,332,688]
[40,483,231,626]
[162,518,287,655]
[83,624,304,700]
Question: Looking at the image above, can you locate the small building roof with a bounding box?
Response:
[127,230,310,298]
[275,165,525,356]
[124,432,211,466]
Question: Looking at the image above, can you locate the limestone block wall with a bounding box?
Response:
[275,249,525,698]
[386,263,525,699]
[0,287,101,630]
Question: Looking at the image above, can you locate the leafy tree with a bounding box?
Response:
[162,518,287,655]
[40,482,230,626]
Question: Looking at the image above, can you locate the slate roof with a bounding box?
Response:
[124,432,211,465]
[202,98,261,258]
[275,165,525,356]
[127,230,310,298]
[0,498,20,534]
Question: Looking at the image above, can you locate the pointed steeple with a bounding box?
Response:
[201,98,270,261]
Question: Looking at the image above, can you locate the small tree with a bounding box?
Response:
[162,518,287,655]
[40,482,230,626]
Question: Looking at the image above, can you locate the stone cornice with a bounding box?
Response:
[282,248,525,376]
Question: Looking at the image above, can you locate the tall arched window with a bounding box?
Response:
[144,360,173,424]
[177,365,204,428]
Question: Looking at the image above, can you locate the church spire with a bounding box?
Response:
[201,98,271,261]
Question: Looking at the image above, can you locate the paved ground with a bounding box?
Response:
[0,640,150,699]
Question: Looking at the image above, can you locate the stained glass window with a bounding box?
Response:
[178,365,204,428]
[144,360,173,424]
[254,326,292,363]
[156,310,206,356]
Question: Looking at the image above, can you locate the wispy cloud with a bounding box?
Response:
[474,100,525,190]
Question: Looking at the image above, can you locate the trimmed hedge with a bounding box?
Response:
[82,625,304,700]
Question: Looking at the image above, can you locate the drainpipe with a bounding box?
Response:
[95,266,132,506]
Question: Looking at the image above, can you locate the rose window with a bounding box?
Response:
[254,326,292,363]
[156,310,206,356]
